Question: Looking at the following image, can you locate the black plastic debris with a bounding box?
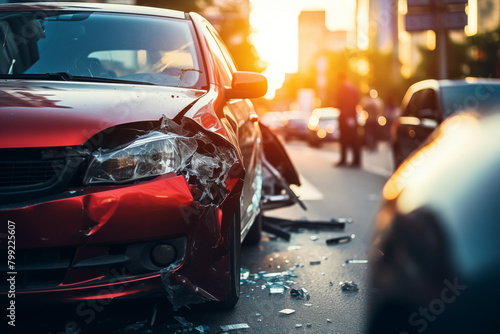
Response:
[326,234,355,245]
[124,320,147,332]
[340,281,359,292]
[309,260,321,265]
[290,288,310,300]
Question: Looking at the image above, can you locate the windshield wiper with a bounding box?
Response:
[0,73,156,85]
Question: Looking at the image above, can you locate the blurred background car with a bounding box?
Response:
[368,110,500,334]
[282,111,310,142]
[306,107,340,147]
[259,111,287,138]
[391,78,500,168]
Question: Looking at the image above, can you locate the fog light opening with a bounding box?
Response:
[150,243,177,267]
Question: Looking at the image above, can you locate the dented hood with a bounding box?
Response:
[0,80,206,148]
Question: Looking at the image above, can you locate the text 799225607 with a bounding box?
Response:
[6,220,16,327]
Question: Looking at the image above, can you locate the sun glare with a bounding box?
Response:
[249,0,356,99]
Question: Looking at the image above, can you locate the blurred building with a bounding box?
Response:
[298,11,347,74]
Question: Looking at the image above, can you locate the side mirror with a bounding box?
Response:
[416,108,438,120]
[227,71,268,99]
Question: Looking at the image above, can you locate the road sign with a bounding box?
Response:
[444,11,467,29]
[405,13,436,31]
[407,0,431,6]
[405,11,467,31]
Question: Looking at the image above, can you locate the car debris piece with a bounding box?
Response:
[220,323,250,331]
[340,281,359,292]
[337,217,354,224]
[295,324,303,328]
[306,323,312,328]
[279,308,296,315]
[175,316,194,328]
[327,319,332,323]
[287,245,302,251]
[290,288,310,300]
[124,320,147,331]
[310,235,319,241]
[310,260,321,265]
[345,259,368,264]
[326,234,355,245]
[240,268,250,280]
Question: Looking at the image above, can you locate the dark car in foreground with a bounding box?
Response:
[391,78,500,168]
[368,110,500,333]
[0,2,300,310]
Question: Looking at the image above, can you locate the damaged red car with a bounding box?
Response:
[0,2,300,310]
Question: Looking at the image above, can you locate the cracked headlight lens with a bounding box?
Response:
[83,131,197,185]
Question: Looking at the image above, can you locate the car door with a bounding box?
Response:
[201,23,262,232]
[395,88,440,166]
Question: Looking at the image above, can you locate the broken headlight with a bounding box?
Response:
[83,131,197,185]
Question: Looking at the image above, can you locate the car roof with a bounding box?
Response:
[0,2,186,19]
[410,78,500,91]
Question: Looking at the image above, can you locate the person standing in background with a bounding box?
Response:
[334,73,361,167]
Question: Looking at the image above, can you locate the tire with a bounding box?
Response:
[242,213,262,246]
[215,208,241,309]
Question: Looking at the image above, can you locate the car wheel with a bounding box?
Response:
[215,207,241,309]
[242,213,262,246]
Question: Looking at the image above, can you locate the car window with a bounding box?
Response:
[441,84,500,117]
[402,89,426,117]
[402,88,438,118]
[204,25,233,87]
[0,11,207,88]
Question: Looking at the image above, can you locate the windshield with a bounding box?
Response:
[441,84,500,117]
[0,11,206,88]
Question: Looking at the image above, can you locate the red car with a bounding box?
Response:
[0,2,299,310]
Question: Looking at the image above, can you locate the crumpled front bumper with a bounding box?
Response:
[0,172,242,308]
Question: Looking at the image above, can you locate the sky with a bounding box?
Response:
[249,0,357,98]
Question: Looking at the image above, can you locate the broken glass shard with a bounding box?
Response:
[340,281,359,291]
[295,324,303,328]
[270,284,285,294]
[174,316,194,327]
[240,268,250,280]
[220,323,250,331]
[310,235,319,241]
[279,308,296,315]
[345,259,368,264]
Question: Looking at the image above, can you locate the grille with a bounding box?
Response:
[0,148,86,205]
[0,248,76,290]
[0,160,63,188]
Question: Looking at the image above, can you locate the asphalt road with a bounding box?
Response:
[12,140,393,334]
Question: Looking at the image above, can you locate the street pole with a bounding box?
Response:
[436,0,447,79]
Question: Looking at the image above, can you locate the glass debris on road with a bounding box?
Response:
[269,283,285,294]
[340,281,359,292]
[345,259,368,264]
[310,235,319,241]
[220,323,250,331]
[279,308,296,315]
